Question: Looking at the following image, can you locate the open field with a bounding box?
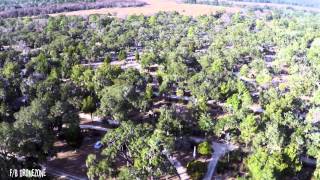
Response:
[50,0,240,17]
[49,0,320,18]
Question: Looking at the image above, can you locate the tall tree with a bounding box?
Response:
[86,121,174,179]
[81,96,96,121]
[239,114,258,147]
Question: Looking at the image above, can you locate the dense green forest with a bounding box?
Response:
[1,6,320,180]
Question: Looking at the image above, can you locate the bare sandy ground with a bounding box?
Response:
[50,0,240,17]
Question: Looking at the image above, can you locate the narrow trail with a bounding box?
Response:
[42,165,88,180]
[167,155,190,180]
[203,142,237,180]
[79,124,108,132]
[189,137,238,180]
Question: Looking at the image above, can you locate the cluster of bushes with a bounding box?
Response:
[63,124,84,149]
[0,0,146,18]
[216,150,246,176]
[198,141,213,156]
[187,160,208,180]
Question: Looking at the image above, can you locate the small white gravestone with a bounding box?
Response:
[193,146,196,159]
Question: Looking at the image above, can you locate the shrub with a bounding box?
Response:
[81,96,97,120]
[104,54,112,64]
[64,124,83,149]
[186,160,207,180]
[118,50,127,60]
[198,141,212,156]
[216,149,245,175]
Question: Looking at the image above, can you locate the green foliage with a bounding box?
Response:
[135,51,140,61]
[141,52,156,69]
[256,69,272,85]
[86,154,116,180]
[64,123,83,149]
[239,114,257,145]
[176,88,184,97]
[87,121,175,179]
[220,80,234,97]
[99,69,148,120]
[2,9,320,179]
[186,160,208,180]
[197,96,209,112]
[306,131,320,157]
[145,83,153,100]
[117,167,134,180]
[240,64,249,77]
[246,148,288,180]
[198,113,213,132]
[93,63,123,94]
[198,141,212,156]
[307,38,320,64]
[211,59,223,73]
[13,98,55,161]
[313,154,320,180]
[81,96,96,117]
[71,64,86,84]
[71,65,96,91]
[187,26,195,38]
[31,52,50,74]
[226,93,241,111]
[216,149,245,175]
[148,16,156,26]
[284,143,302,175]
[82,69,95,91]
[104,54,112,64]
[156,108,182,136]
[166,57,189,82]
[1,62,19,79]
[118,50,127,60]
[313,89,320,105]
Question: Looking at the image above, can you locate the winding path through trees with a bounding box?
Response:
[41,165,88,180]
[203,142,238,180]
[166,154,190,180]
[189,137,238,180]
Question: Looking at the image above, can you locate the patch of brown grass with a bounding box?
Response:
[50,0,240,17]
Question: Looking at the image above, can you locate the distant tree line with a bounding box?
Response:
[183,0,220,5]
[184,0,320,7]
[232,0,320,7]
[0,0,94,11]
[0,0,146,18]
